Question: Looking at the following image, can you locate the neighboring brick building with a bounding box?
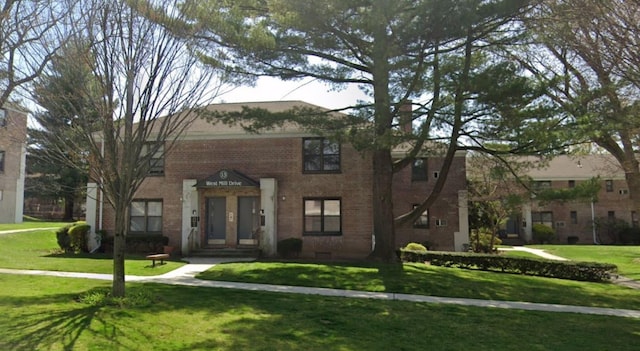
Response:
[0,106,27,223]
[496,155,633,244]
[86,101,469,258]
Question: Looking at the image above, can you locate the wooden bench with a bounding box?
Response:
[146,253,170,267]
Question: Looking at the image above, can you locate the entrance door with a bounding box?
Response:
[237,196,259,245]
[206,197,226,245]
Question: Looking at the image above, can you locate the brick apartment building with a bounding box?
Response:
[0,106,27,223]
[86,101,469,258]
[500,155,634,244]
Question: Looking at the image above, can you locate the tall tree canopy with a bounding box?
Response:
[517,0,640,216]
[28,42,100,220]
[174,0,541,261]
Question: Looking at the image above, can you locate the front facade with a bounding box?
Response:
[0,106,27,223]
[86,101,468,258]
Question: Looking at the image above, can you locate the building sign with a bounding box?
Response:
[195,169,259,188]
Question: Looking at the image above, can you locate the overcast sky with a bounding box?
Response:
[214,76,370,110]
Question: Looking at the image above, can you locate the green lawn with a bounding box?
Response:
[198,261,640,310]
[0,275,638,351]
[529,245,640,279]
[0,229,184,276]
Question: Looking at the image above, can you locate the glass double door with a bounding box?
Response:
[206,196,259,246]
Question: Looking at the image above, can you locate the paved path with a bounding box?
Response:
[1,256,639,319]
[0,227,61,235]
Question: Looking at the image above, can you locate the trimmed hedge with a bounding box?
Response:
[69,223,91,253]
[102,235,169,254]
[400,250,617,282]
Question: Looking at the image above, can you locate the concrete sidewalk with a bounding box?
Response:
[1,256,639,319]
[0,227,61,235]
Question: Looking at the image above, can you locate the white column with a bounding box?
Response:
[181,179,198,255]
[260,178,277,256]
[14,143,26,223]
[454,190,470,251]
[85,183,98,251]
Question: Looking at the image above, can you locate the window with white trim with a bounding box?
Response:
[0,109,6,127]
[0,151,4,172]
[412,204,429,228]
[142,143,164,176]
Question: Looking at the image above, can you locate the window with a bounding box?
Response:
[0,109,5,127]
[0,151,4,172]
[303,138,340,173]
[129,200,163,234]
[605,180,613,192]
[534,181,552,190]
[568,180,575,188]
[142,143,164,176]
[532,211,553,227]
[0,190,3,201]
[412,204,429,228]
[411,158,427,181]
[570,211,578,224]
[303,198,341,235]
[608,211,615,221]
[633,211,639,228]
[435,219,447,227]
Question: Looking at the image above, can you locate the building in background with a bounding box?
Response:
[0,106,27,223]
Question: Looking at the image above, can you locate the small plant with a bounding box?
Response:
[403,242,427,252]
[55,224,74,253]
[532,224,555,244]
[69,222,91,253]
[469,229,502,253]
[77,288,156,308]
[277,237,303,258]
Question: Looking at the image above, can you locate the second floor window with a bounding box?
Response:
[142,143,164,176]
[0,151,4,172]
[303,138,340,173]
[0,109,6,127]
[605,180,613,192]
[412,158,428,181]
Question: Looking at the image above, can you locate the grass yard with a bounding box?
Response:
[0,274,638,351]
[198,261,640,310]
[0,229,184,276]
[529,245,640,279]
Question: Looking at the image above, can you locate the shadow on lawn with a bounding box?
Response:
[0,292,102,350]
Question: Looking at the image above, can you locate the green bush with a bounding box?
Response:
[68,223,91,253]
[567,236,579,245]
[55,224,74,253]
[532,224,555,244]
[403,242,427,253]
[277,238,303,258]
[469,229,502,253]
[399,250,616,282]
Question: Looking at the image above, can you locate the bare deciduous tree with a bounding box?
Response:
[40,0,225,297]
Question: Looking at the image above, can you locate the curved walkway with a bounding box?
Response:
[1,256,639,319]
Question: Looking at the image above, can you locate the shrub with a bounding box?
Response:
[618,227,640,245]
[469,229,502,253]
[532,224,555,244]
[101,235,169,253]
[278,238,303,258]
[399,250,616,282]
[404,242,427,253]
[567,236,579,245]
[55,224,74,253]
[68,222,91,253]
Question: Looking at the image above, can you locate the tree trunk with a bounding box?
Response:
[368,149,398,262]
[112,204,126,297]
[63,195,75,221]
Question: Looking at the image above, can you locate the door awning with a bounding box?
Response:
[194,169,260,188]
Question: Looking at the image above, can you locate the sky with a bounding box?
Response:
[213,76,370,110]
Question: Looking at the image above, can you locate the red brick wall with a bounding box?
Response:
[101,136,375,259]
[393,156,467,251]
